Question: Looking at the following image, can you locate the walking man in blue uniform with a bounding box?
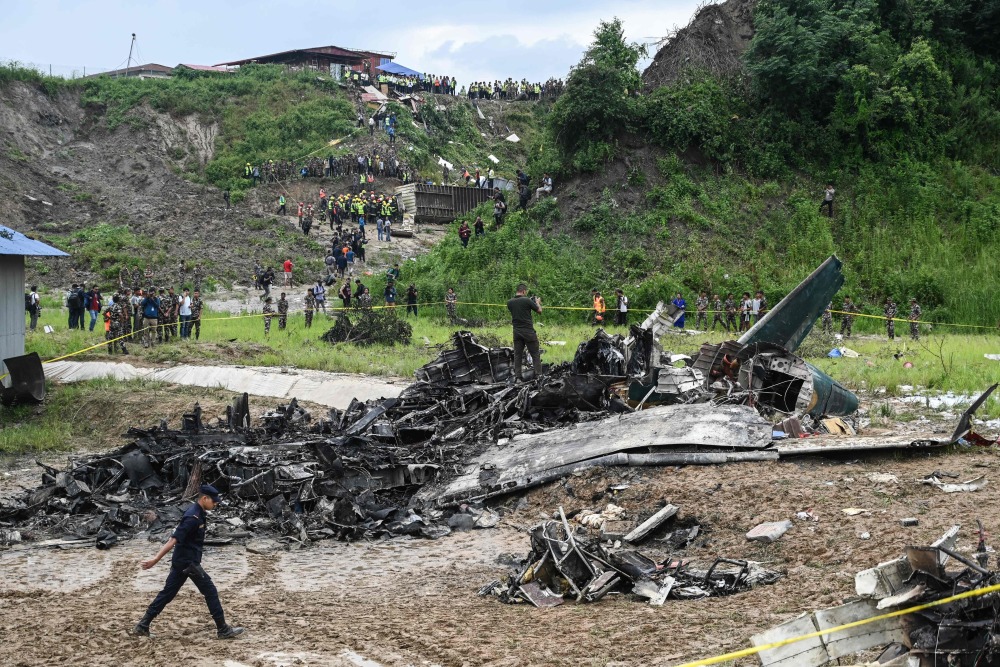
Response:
[131,485,245,639]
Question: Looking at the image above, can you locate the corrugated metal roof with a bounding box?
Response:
[178,63,233,73]
[0,226,69,257]
[215,45,368,67]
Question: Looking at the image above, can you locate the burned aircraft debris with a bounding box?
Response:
[480,506,782,607]
[755,525,1000,666]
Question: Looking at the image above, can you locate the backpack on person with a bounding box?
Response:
[25,293,35,313]
[67,291,81,309]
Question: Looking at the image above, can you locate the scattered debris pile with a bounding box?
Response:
[320,309,413,346]
[754,524,1000,666]
[480,505,781,607]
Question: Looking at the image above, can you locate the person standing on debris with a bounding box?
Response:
[884,296,897,339]
[615,288,628,326]
[840,295,858,338]
[820,183,835,218]
[508,283,543,381]
[908,298,921,340]
[132,485,244,640]
[695,291,708,329]
[672,292,686,328]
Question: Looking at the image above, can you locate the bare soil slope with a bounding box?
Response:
[643,0,758,90]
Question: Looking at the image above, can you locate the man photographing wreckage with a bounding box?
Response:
[507,283,543,382]
[131,484,245,639]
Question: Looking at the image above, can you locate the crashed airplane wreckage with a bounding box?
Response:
[753,524,1000,666]
[481,505,783,608]
[2,257,993,548]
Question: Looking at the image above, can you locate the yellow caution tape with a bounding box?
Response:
[829,309,997,330]
[672,581,1000,667]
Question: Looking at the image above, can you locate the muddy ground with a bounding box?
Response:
[2,397,997,667]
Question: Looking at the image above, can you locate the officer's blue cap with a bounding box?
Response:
[200,484,221,502]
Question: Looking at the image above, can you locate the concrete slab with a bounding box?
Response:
[43,361,402,409]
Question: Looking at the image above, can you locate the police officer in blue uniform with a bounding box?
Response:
[131,485,245,639]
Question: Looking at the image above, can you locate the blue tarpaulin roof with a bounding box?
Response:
[0,225,68,257]
[376,62,423,78]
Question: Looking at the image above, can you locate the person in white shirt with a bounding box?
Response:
[178,289,193,339]
[535,173,553,199]
[615,288,628,326]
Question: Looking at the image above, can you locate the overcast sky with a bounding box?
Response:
[2,0,704,82]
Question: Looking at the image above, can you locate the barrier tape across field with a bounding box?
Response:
[7,298,996,382]
[671,581,1000,667]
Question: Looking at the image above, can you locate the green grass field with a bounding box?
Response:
[20,302,1000,403]
[6,303,999,455]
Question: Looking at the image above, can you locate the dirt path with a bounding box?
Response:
[43,361,404,409]
[3,446,998,666]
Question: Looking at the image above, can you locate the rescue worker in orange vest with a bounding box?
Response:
[592,290,606,325]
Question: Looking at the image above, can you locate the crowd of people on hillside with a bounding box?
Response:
[348,67,565,102]
[242,143,414,188]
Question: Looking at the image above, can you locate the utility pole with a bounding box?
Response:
[125,33,136,77]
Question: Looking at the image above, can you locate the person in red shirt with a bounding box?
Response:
[283,258,293,287]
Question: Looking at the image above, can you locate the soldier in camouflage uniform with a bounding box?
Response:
[840,296,858,338]
[131,265,142,289]
[821,302,833,334]
[156,289,169,343]
[166,287,180,340]
[909,298,921,341]
[107,295,130,355]
[695,292,709,329]
[262,297,275,336]
[884,297,897,339]
[190,289,204,340]
[710,294,724,331]
[724,293,737,332]
[277,293,289,330]
[121,288,133,341]
[193,264,203,292]
[304,289,316,328]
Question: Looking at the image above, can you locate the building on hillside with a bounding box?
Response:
[346,49,397,76]
[86,63,173,79]
[176,64,233,74]
[215,46,394,80]
[0,226,67,375]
